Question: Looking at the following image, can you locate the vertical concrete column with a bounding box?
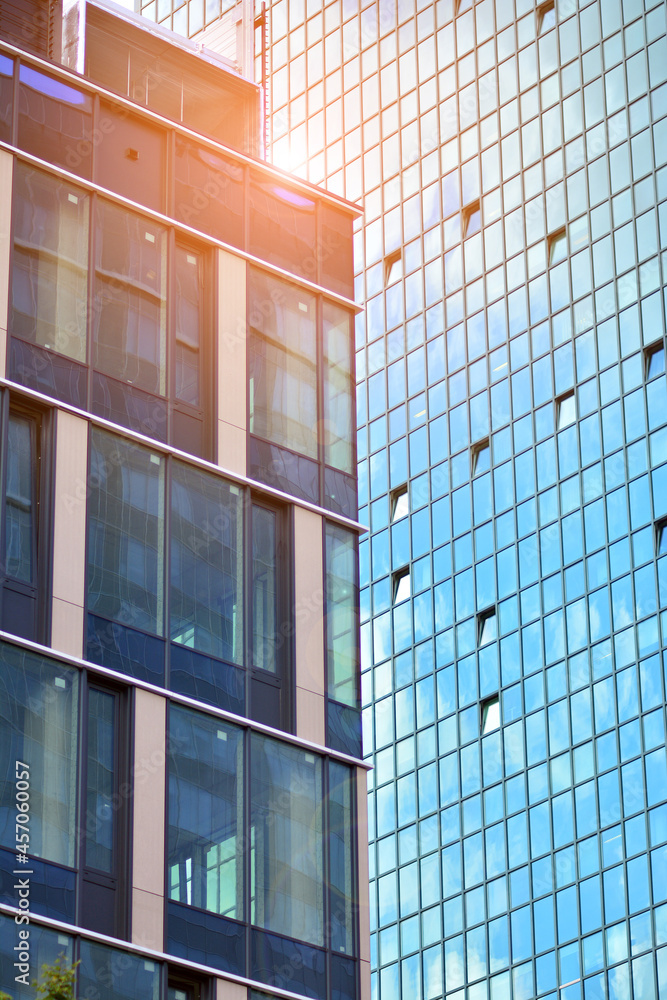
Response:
[293,505,326,745]
[0,149,13,376]
[217,248,247,477]
[356,766,371,1000]
[51,410,88,658]
[131,688,166,951]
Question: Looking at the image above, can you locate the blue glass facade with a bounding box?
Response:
[353,3,667,997]
[140,0,667,996]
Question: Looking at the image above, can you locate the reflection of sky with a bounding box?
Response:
[20,66,89,106]
[271,185,314,210]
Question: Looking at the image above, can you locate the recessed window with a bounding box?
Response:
[557,391,576,429]
[463,200,481,238]
[472,438,490,476]
[481,696,500,734]
[393,567,411,604]
[391,484,409,521]
[656,518,667,555]
[477,608,497,646]
[645,341,665,380]
[168,970,207,1000]
[384,249,402,285]
[537,1,556,34]
[548,226,567,264]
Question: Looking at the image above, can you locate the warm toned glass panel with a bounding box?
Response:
[248,174,317,280]
[325,523,358,708]
[323,302,354,474]
[174,136,245,248]
[0,54,12,142]
[248,269,318,459]
[250,734,324,946]
[174,245,202,406]
[11,163,88,362]
[168,706,243,918]
[92,201,167,396]
[18,65,93,177]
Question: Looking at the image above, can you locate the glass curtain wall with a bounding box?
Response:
[257,2,667,999]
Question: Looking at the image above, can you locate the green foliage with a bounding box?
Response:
[34,956,79,1000]
[0,956,79,1000]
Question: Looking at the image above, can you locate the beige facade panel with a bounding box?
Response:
[131,887,163,952]
[215,978,246,1000]
[295,685,325,747]
[293,505,326,742]
[217,248,247,476]
[132,688,167,901]
[51,409,88,658]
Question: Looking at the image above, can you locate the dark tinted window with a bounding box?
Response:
[174,136,244,248]
[92,200,167,395]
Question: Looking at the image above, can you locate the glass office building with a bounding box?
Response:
[146,0,667,998]
[0,4,368,1000]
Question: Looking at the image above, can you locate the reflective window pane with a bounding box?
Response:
[170,463,243,662]
[248,269,317,458]
[87,430,165,634]
[174,246,202,406]
[5,414,34,584]
[168,706,243,918]
[250,734,324,946]
[252,505,278,674]
[11,164,88,362]
[0,643,78,867]
[324,302,354,474]
[93,201,167,396]
[18,65,93,177]
[326,523,359,708]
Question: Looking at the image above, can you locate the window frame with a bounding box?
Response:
[166,701,360,991]
[9,158,215,460]
[78,676,132,940]
[0,643,131,939]
[84,427,294,732]
[0,391,53,644]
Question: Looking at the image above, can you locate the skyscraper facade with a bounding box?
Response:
[0,4,368,1000]
[145,0,667,998]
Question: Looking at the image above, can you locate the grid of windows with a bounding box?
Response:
[254,0,667,998]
